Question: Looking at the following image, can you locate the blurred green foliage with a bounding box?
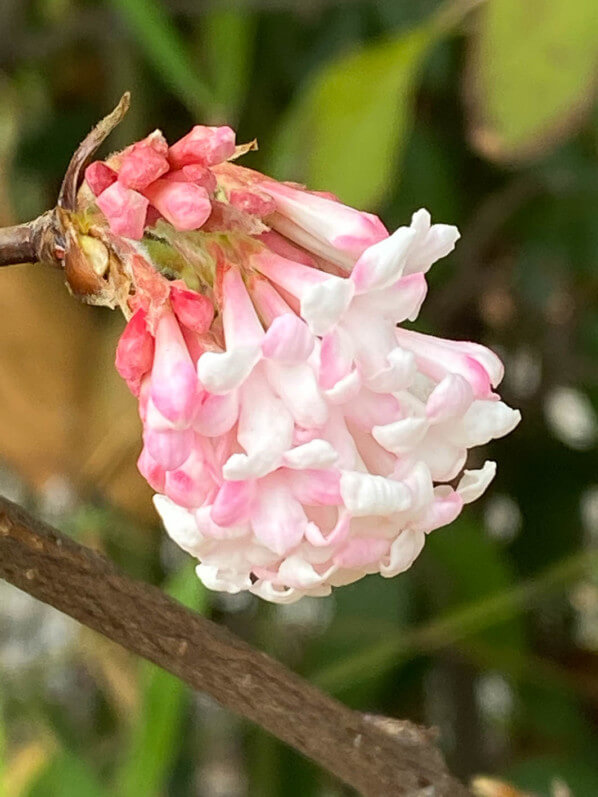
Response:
[0,0,598,795]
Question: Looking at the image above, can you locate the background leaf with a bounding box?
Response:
[466,0,598,161]
[199,9,256,123]
[268,25,435,207]
[116,564,207,797]
[108,0,216,118]
[25,752,106,797]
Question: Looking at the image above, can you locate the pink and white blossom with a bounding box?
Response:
[88,123,521,603]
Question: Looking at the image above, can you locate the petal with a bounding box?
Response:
[340,472,412,517]
[324,370,362,404]
[85,161,117,196]
[344,389,401,430]
[170,284,214,333]
[196,564,251,594]
[193,390,239,436]
[277,555,335,588]
[143,180,212,231]
[457,460,497,504]
[319,327,354,389]
[153,494,204,556]
[210,479,256,526]
[411,486,463,533]
[118,143,169,190]
[403,209,460,276]
[358,272,428,322]
[401,461,435,514]
[222,372,293,480]
[373,417,429,455]
[115,308,155,384]
[258,230,316,266]
[164,446,215,508]
[396,328,504,397]
[261,180,387,261]
[289,469,342,505]
[195,506,249,540]
[252,248,330,293]
[251,478,308,555]
[351,225,416,293]
[261,313,314,362]
[365,347,417,393]
[410,432,467,481]
[300,277,354,335]
[426,374,474,423]
[137,446,166,493]
[304,510,350,545]
[197,345,261,394]
[448,401,521,448]
[250,581,306,604]
[248,274,296,325]
[163,164,217,192]
[266,213,356,271]
[144,427,194,470]
[266,361,328,428]
[379,529,425,577]
[333,537,390,568]
[168,124,236,168]
[96,182,149,239]
[221,265,265,347]
[150,312,198,425]
[282,439,338,470]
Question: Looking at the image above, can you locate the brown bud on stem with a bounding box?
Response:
[0,94,131,301]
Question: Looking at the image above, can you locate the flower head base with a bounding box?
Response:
[83,123,520,603]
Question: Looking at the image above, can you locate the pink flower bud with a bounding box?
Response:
[170,284,214,333]
[96,182,149,239]
[118,144,169,191]
[137,446,166,492]
[143,180,212,231]
[164,165,217,193]
[85,161,117,196]
[144,427,194,471]
[168,125,236,169]
[115,309,155,390]
[228,189,276,217]
[150,312,198,425]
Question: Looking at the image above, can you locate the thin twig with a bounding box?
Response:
[0,495,469,796]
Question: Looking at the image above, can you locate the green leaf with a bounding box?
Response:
[26,752,106,797]
[268,25,435,208]
[0,690,5,797]
[311,549,598,694]
[108,0,216,118]
[466,0,598,162]
[116,563,207,797]
[507,755,598,796]
[200,9,256,121]
[424,518,524,649]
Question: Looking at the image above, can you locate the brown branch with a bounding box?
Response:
[0,495,469,796]
[0,212,57,268]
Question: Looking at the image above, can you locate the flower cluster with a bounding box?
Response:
[86,123,520,603]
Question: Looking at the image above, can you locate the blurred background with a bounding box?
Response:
[1,0,597,794]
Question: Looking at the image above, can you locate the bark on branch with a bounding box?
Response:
[0,212,57,267]
[0,495,468,796]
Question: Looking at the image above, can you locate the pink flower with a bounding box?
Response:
[92,123,520,603]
